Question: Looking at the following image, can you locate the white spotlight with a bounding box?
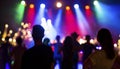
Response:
[21,0,26,6]
[40,3,45,8]
[56,2,62,8]
[74,4,79,9]
[47,19,52,24]
[94,0,99,5]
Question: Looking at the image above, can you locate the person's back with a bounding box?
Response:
[11,36,26,69]
[21,44,53,69]
[53,35,62,69]
[83,28,116,69]
[81,35,95,62]
[62,36,74,69]
[21,25,54,69]
[88,50,116,69]
[71,32,81,69]
[1,36,13,69]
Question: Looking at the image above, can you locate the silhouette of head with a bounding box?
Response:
[85,35,91,42]
[97,28,113,46]
[63,36,73,45]
[56,35,60,42]
[71,32,79,39]
[32,25,44,41]
[16,36,23,45]
[97,28,115,59]
[43,38,50,45]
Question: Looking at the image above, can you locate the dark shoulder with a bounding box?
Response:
[24,44,52,53]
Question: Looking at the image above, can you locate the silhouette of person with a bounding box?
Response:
[43,37,51,46]
[21,25,54,69]
[62,36,74,69]
[1,36,13,69]
[11,36,26,69]
[71,32,81,69]
[81,35,95,63]
[53,35,62,69]
[83,28,116,69]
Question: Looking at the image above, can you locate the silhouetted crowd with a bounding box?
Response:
[0,25,120,69]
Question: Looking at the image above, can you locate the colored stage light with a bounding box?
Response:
[74,4,79,9]
[9,30,13,34]
[21,0,26,6]
[85,5,90,10]
[15,2,25,24]
[54,9,62,29]
[66,6,70,10]
[21,22,24,26]
[47,19,52,24]
[30,4,34,8]
[114,43,117,48]
[56,2,62,8]
[40,3,45,8]
[2,38,5,42]
[5,24,8,28]
[94,0,99,5]
[9,38,12,42]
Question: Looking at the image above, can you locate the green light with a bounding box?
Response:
[94,1,103,20]
[15,3,25,24]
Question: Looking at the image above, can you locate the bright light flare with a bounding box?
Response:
[21,22,24,26]
[114,43,118,48]
[74,4,79,9]
[2,38,5,42]
[30,4,34,8]
[9,30,13,34]
[21,1,26,6]
[85,5,90,10]
[9,38,12,42]
[78,38,86,44]
[56,2,62,8]
[66,6,70,10]
[96,46,102,50]
[40,3,45,8]
[94,0,99,6]
[5,24,8,28]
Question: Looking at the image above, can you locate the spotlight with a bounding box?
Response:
[94,0,99,5]
[66,6,70,10]
[21,0,26,6]
[40,3,45,8]
[74,4,79,9]
[56,2,62,8]
[9,30,13,34]
[30,4,34,8]
[47,19,52,24]
[85,5,90,10]
[5,24,8,28]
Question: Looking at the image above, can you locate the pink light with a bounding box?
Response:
[26,5,35,28]
[63,8,80,36]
